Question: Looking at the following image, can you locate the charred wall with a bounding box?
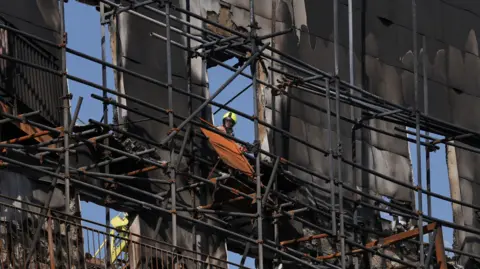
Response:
[0,1,87,268]
[290,0,480,265]
[203,0,480,265]
[29,0,480,267]
[0,0,63,126]
[108,0,227,267]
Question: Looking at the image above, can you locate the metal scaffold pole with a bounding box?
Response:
[325,77,338,259]
[184,0,198,264]
[412,0,425,267]
[335,78,346,269]
[333,0,346,266]
[165,0,178,253]
[59,0,69,217]
[99,2,111,267]
[250,0,264,268]
[59,0,72,267]
[347,1,361,268]
[270,1,280,267]
[423,35,432,240]
[8,0,480,266]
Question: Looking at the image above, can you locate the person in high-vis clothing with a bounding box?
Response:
[217,112,237,136]
[217,111,247,152]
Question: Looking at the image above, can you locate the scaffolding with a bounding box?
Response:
[0,0,480,268]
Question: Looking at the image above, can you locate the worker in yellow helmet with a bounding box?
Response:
[217,111,247,152]
[217,111,237,136]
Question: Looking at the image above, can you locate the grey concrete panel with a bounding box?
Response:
[441,2,480,54]
[416,0,443,40]
[448,90,480,133]
[453,146,480,265]
[364,10,403,66]
[422,80,452,122]
[0,0,61,58]
[373,0,412,30]
[443,0,480,18]
[362,143,413,202]
[275,2,416,241]
[364,55,406,105]
[363,119,410,158]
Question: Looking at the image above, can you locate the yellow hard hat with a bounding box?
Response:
[222,111,237,125]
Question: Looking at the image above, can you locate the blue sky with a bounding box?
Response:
[64,0,454,266]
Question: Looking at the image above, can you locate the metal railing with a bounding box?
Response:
[0,194,243,269]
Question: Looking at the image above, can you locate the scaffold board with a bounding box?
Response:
[200,126,254,178]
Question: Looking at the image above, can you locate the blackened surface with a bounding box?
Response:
[0,0,63,126]
[111,0,227,267]
[297,0,480,265]
[217,0,480,265]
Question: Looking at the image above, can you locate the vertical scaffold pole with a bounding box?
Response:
[100,2,111,267]
[165,0,177,252]
[347,1,360,268]
[270,0,279,267]
[412,0,424,267]
[250,0,263,268]
[184,0,198,265]
[423,36,432,239]
[333,0,340,76]
[59,0,69,216]
[325,78,337,258]
[333,0,344,266]
[335,78,346,269]
[348,0,354,87]
[59,0,71,267]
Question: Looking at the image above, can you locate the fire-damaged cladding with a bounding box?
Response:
[69,0,480,267]
[199,1,416,266]
[187,0,480,267]
[0,0,63,127]
[106,0,229,268]
[5,0,480,268]
[0,1,88,268]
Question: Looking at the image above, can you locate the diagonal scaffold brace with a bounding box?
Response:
[159,42,270,146]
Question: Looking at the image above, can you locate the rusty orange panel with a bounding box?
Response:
[200,127,254,177]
